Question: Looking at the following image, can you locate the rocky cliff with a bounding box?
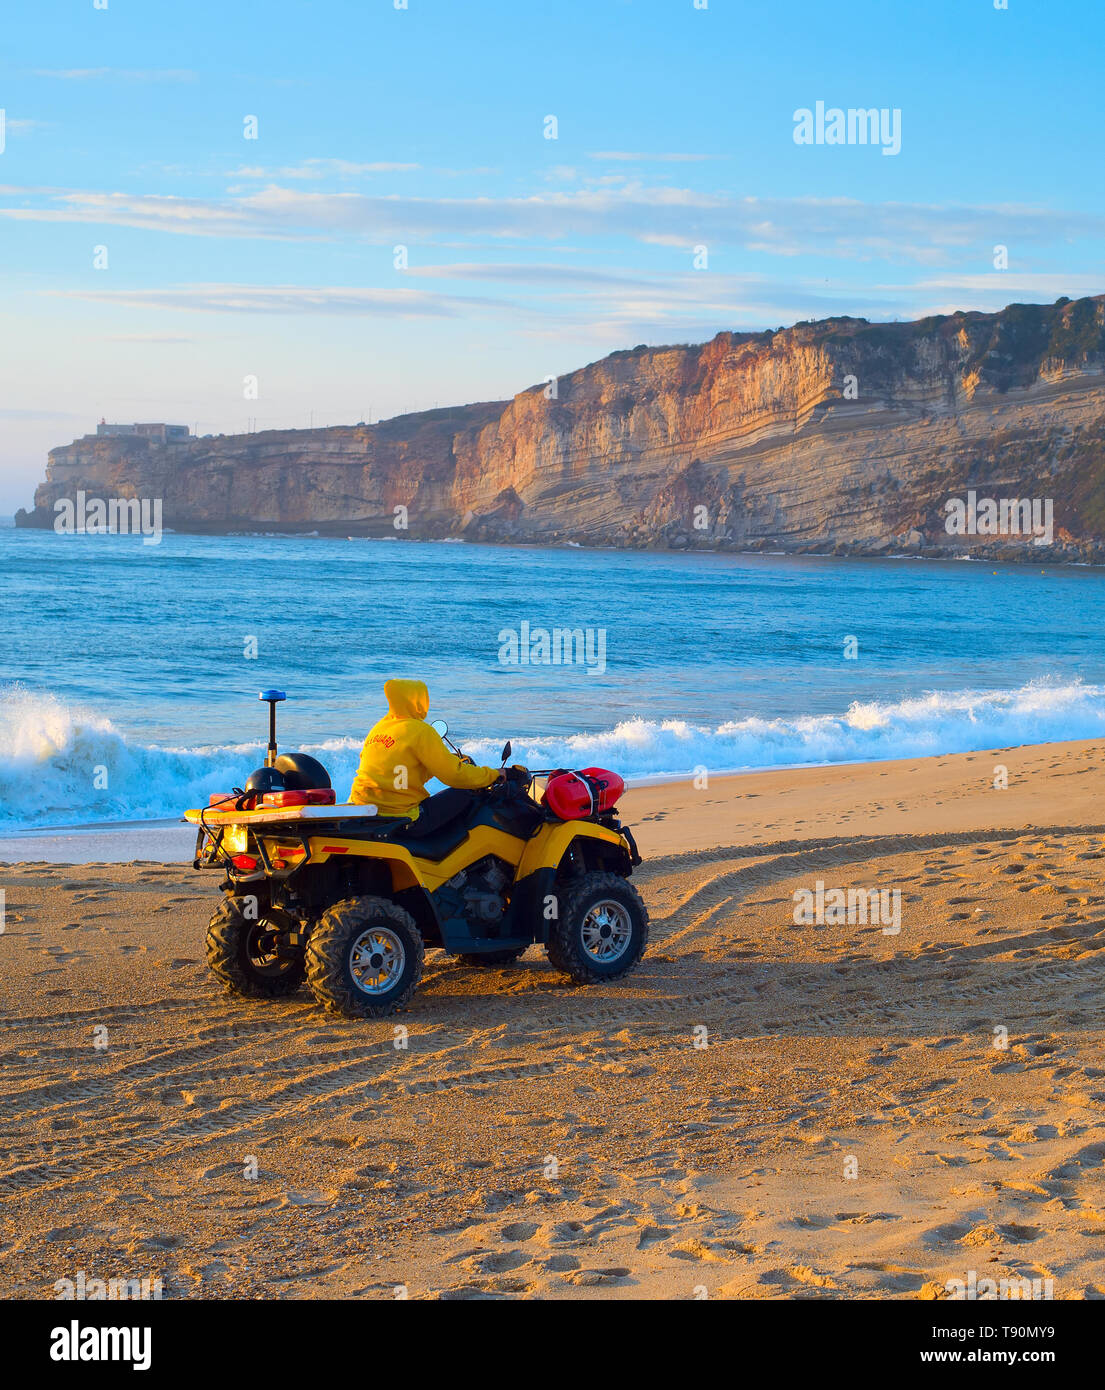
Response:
[17,294,1105,560]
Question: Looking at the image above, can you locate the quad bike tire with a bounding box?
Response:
[206,897,306,998]
[546,871,649,984]
[306,895,424,1019]
[456,946,527,967]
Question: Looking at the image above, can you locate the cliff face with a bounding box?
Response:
[18,295,1105,559]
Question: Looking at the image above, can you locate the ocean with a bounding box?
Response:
[2,524,1105,837]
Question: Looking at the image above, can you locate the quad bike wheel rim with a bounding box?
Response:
[349,926,406,996]
[247,921,299,978]
[580,899,633,964]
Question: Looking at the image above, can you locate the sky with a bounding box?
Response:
[0,0,1102,512]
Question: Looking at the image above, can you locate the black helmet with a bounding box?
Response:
[274,752,331,790]
[243,766,286,795]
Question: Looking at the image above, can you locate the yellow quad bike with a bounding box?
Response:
[186,693,647,1018]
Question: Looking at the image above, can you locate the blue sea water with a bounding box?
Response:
[2,525,1105,831]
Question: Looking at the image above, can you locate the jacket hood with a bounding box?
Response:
[384,678,429,721]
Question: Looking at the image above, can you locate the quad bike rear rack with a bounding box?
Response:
[185,802,382,872]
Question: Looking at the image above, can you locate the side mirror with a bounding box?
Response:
[501,741,512,764]
[430,719,448,738]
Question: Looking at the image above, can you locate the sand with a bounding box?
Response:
[2,738,1105,1300]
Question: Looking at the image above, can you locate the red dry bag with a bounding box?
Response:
[542,766,624,820]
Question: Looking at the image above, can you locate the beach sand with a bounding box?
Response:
[3,738,1105,1300]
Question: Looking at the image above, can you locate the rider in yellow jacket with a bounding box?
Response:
[349,678,500,818]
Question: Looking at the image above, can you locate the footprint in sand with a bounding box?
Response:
[499,1221,538,1241]
[562,1267,632,1286]
[39,947,88,965]
[539,1254,580,1271]
[466,1250,530,1274]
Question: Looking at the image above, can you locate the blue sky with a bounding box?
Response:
[0,0,1102,511]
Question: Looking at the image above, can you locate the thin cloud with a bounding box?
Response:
[586,151,721,162]
[5,118,53,135]
[3,183,1101,267]
[49,283,511,317]
[892,272,1104,296]
[46,272,908,341]
[33,68,197,81]
[105,333,196,343]
[230,159,421,179]
[434,166,502,178]
[404,261,656,288]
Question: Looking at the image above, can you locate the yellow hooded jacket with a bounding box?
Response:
[348,678,499,818]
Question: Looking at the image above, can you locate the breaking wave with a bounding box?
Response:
[2,679,1104,831]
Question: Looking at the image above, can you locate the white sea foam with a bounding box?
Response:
[1,679,1103,830]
